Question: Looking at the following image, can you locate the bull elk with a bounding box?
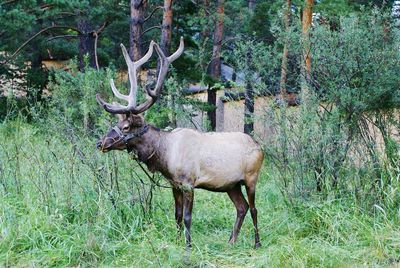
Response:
[96,38,264,248]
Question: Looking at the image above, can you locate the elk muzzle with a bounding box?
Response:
[96,128,125,152]
[96,139,103,150]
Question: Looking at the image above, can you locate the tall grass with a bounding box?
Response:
[1,9,399,267]
[0,118,399,267]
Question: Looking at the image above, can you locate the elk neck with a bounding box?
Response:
[129,125,170,175]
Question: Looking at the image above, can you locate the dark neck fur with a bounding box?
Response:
[130,125,171,177]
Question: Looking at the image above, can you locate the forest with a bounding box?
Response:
[1,0,400,267]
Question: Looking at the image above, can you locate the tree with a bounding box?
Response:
[202,0,211,39]
[248,0,256,10]
[77,18,97,70]
[129,0,146,61]
[0,2,81,100]
[301,0,313,94]
[280,0,292,100]
[160,0,174,55]
[208,0,224,131]
[244,48,254,134]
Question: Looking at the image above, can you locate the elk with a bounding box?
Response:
[96,38,264,249]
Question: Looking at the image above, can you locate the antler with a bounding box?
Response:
[96,37,184,114]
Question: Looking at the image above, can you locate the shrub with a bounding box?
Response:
[263,8,400,211]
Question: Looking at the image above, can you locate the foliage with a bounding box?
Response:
[47,60,114,133]
[1,119,400,267]
[1,1,400,266]
[263,9,400,211]
[227,37,280,94]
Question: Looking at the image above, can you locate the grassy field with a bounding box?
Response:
[1,120,399,267]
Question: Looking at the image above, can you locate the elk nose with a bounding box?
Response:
[96,139,103,149]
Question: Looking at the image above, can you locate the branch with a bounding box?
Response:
[46,34,78,42]
[143,6,163,23]
[190,0,211,15]
[91,21,109,71]
[36,11,77,21]
[0,0,18,6]
[94,32,99,70]
[95,21,109,35]
[6,25,81,62]
[221,36,241,48]
[140,25,161,37]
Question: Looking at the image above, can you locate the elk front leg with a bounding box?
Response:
[227,184,249,244]
[172,187,183,232]
[183,189,194,249]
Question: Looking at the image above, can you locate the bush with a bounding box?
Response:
[263,8,400,211]
[47,61,114,135]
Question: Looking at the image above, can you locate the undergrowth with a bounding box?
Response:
[0,120,399,267]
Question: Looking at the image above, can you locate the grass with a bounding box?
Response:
[0,120,399,267]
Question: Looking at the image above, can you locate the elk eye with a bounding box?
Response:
[123,125,130,132]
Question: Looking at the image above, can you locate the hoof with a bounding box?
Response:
[228,238,236,245]
[254,242,262,249]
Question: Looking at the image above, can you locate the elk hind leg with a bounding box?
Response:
[245,174,261,248]
[227,184,249,244]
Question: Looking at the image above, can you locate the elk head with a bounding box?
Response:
[96,38,184,152]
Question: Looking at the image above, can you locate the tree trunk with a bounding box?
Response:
[279,0,291,100]
[244,49,254,135]
[160,0,173,55]
[248,0,256,11]
[393,1,400,29]
[208,0,224,131]
[27,16,45,103]
[130,0,145,61]
[159,0,175,127]
[202,0,210,39]
[78,19,96,71]
[301,0,313,94]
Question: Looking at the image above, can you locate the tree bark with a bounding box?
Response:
[393,1,400,29]
[130,0,145,61]
[248,0,256,11]
[160,0,173,56]
[244,49,254,135]
[208,0,224,131]
[202,0,210,39]
[301,0,313,94]
[280,0,291,100]
[78,19,96,71]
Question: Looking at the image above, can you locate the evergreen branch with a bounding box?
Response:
[46,34,78,42]
[6,25,81,63]
[143,6,163,23]
[140,25,161,37]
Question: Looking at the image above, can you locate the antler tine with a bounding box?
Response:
[120,44,138,107]
[109,79,129,101]
[146,37,185,98]
[167,36,184,62]
[135,40,155,68]
[96,38,183,115]
[122,37,184,114]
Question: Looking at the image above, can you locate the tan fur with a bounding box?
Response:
[160,129,264,191]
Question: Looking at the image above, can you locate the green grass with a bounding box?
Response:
[0,121,399,267]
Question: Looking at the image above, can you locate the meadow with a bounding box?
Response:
[1,118,399,267]
[1,1,400,267]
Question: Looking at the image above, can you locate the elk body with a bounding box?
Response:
[96,38,264,248]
